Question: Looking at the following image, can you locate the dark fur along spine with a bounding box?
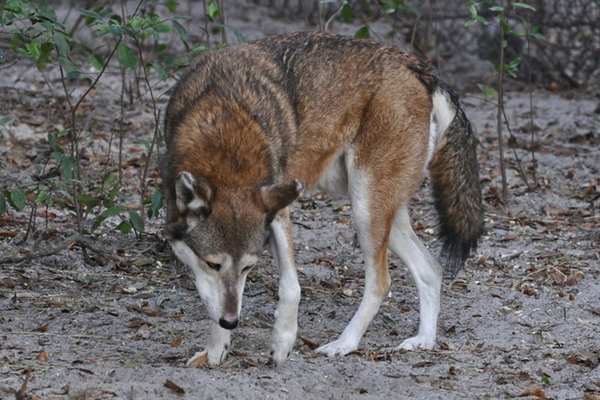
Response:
[429,86,484,277]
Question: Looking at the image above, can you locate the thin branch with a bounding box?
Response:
[0,234,123,265]
[496,8,509,202]
[324,1,346,31]
[134,36,161,229]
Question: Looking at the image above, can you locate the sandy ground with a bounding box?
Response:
[1,1,600,399]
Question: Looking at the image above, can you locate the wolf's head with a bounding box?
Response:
[166,171,302,330]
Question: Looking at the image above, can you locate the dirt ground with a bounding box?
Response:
[1,2,600,400]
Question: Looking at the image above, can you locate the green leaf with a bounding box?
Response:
[148,190,163,219]
[354,26,370,39]
[53,31,69,57]
[165,0,178,13]
[478,84,497,99]
[117,43,138,69]
[60,155,76,181]
[381,0,411,14]
[0,193,7,214]
[505,56,522,78]
[468,3,478,18]
[117,220,133,234]
[490,5,504,12]
[190,45,208,55]
[340,3,353,23]
[207,1,220,21]
[513,2,536,11]
[59,56,80,80]
[88,53,104,70]
[78,193,98,208]
[172,19,189,49]
[9,189,26,211]
[93,205,125,231]
[129,210,144,234]
[36,42,53,70]
[35,189,49,205]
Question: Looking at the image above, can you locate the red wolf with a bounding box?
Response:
[161,32,483,366]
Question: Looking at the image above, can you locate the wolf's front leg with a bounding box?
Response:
[187,321,232,367]
[269,209,301,365]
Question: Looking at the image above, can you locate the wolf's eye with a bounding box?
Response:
[206,261,221,271]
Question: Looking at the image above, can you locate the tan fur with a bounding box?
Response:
[162,32,482,363]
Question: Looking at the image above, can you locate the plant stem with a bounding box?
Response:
[497,9,509,203]
[526,14,538,188]
[134,37,161,229]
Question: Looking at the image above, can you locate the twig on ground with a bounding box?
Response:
[0,234,122,265]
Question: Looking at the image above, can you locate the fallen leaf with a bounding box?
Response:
[141,305,161,317]
[127,318,151,329]
[187,351,208,368]
[170,336,183,348]
[164,379,185,395]
[299,336,319,350]
[519,386,546,399]
[34,323,48,332]
[37,351,49,363]
[412,361,434,368]
[566,352,600,369]
[565,271,585,286]
[122,286,137,294]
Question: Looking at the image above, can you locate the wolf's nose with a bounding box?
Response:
[219,317,238,330]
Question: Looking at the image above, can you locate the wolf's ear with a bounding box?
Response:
[259,180,303,213]
[175,171,212,215]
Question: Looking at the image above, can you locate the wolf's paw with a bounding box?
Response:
[270,328,296,365]
[397,335,435,351]
[315,338,358,357]
[186,346,229,367]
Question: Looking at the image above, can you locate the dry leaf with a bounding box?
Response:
[34,323,48,332]
[141,306,161,317]
[164,379,185,395]
[37,351,49,363]
[170,336,183,348]
[300,336,319,350]
[519,386,546,399]
[566,352,600,369]
[187,351,208,368]
[565,271,584,286]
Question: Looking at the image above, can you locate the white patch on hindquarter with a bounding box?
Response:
[426,89,457,168]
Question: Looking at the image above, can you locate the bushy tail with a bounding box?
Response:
[428,84,484,277]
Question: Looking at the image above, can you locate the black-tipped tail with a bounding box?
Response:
[429,86,484,277]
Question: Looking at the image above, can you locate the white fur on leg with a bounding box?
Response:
[316,266,385,356]
[316,161,389,357]
[270,211,301,365]
[388,208,441,351]
[187,321,232,367]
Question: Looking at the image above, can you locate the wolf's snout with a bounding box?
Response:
[219,317,239,330]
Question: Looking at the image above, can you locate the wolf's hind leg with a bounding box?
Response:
[388,207,441,350]
[187,321,232,367]
[269,208,301,365]
[316,164,392,357]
